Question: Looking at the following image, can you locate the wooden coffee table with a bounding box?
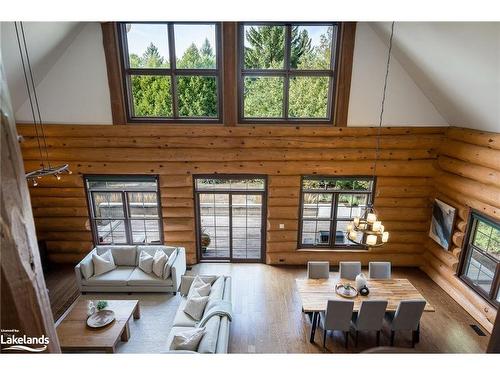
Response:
[56,298,140,353]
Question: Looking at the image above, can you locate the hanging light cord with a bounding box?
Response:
[15,21,52,169]
[373,21,395,180]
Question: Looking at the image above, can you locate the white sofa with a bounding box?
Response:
[75,245,186,293]
[166,275,231,353]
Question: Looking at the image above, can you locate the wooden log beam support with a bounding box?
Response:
[438,155,500,188]
[440,139,500,171]
[447,127,500,150]
[452,231,465,249]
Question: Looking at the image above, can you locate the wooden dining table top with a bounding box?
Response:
[296,278,435,313]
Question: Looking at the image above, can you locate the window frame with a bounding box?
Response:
[298,175,376,250]
[84,174,164,246]
[116,22,223,123]
[458,210,500,308]
[237,22,341,124]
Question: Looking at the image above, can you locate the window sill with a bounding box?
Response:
[297,248,369,253]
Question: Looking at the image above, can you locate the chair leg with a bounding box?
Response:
[345,331,349,349]
[355,331,358,347]
[376,330,381,346]
[323,329,327,348]
[412,330,417,348]
[390,331,395,346]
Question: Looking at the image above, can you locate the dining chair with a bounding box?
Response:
[351,300,388,347]
[369,262,392,279]
[320,300,354,349]
[339,261,361,280]
[385,300,426,347]
[307,261,330,279]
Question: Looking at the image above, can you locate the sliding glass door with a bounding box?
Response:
[195,176,266,262]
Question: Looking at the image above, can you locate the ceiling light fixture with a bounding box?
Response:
[15,22,71,187]
[346,22,396,247]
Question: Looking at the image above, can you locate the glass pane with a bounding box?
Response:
[177,76,218,118]
[88,179,156,191]
[174,24,217,69]
[292,25,333,70]
[96,219,127,244]
[354,180,372,191]
[125,24,169,68]
[92,192,124,219]
[302,193,332,219]
[335,221,352,245]
[244,25,285,69]
[195,178,265,191]
[289,76,329,119]
[465,248,496,294]
[199,193,229,259]
[316,221,331,245]
[128,192,159,218]
[131,75,172,117]
[244,76,284,118]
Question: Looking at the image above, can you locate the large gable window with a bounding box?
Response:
[299,176,375,249]
[118,22,222,122]
[459,212,500,307]
[85,176,163,245]
[238,23,339,123]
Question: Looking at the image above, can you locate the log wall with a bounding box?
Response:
[17,124,443,266]
[422,127,500,333]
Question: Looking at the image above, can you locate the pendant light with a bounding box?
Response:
[346,22,395,247]
[15,22,71,187]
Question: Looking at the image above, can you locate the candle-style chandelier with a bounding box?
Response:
[15,22,71,187]
[346,22,396,248]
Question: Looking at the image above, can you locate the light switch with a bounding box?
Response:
[279,223,285,229]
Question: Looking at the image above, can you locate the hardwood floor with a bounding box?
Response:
[44,264,79,321]
[44,263,490,353]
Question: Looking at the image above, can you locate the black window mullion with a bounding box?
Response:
[283,25,292,120]
[123,191,133,244]
[330,193,337,247]
[167,24,179,118]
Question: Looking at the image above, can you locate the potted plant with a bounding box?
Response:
[201,228,211,253]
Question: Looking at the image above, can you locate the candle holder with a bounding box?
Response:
[345,205,389,247]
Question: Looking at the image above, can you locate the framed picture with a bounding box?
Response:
[429,198,457,250]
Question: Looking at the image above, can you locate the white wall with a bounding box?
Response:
[347,23,448,126]
[14,23,112,124]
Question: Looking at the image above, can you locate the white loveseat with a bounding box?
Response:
[75,245,186,293]
[166,275,232,353]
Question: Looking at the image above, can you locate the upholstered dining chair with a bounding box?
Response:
[320,300,354,349]
[385,300,426,347]
[339,261,361,280]
[307,261,330,279]
[369,262,392,279]
[351,300,388,347]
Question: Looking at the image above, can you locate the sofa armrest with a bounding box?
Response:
[74,249,96,290]
[179,274,219,296]
[171,247,187,291]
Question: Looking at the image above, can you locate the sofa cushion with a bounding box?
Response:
[83,266,135,286]
[80,256,94,279]
[97,245,137,266]
[127,268,174,286]
[173,299,198,327]
[138,251,154,274]
[197,316,221,354]
[163,249,178,279]
[92,250,116,276]
[167,327,205,352]
[136,245,177,263]
[183,292,209,321]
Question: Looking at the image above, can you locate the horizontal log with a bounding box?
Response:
[434,184,499,221]
[161,187,193,198]
[425,238,459,270]
[33,207,89,217]
[375,207,430,221]
[163,218,195,232]
[30,197,88,207]
[17,124,446,138]
[268,187,300,198]
[268,176,300,187]
[25,160,437,177]
[268,207,299,219]
[161,197,194,208]
[45,241,93,253]
[47,253,85,264]
[374,197,429,208]
[162,207,194,218]
[437,172,500,210]
[267,231,298,242]
[376,177,432,187]
[34,217,90,231]
[29,187,85,197]
[268,197,299,207]
[375,185,431,198]
[440,139,500,171]
[446,127,500,150]
[37,231,92,241]
[163,231,195,242]
[438,155,500,188]
[159,175,192,188]
[267,219,299,231]
[266,251,423,266]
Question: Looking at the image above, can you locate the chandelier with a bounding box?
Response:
[346,22,396,248]
[15,22,71,187]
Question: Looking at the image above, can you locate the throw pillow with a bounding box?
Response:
[162,249,178,280]
[188,275,210,297]
[171,328,205,351]
[152,250,168,278]
[92,250,116,276]
[195,282,211,297]
[138,251,154,274]
[183,291,209,321]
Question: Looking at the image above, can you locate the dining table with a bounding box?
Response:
[295,277,435,343]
